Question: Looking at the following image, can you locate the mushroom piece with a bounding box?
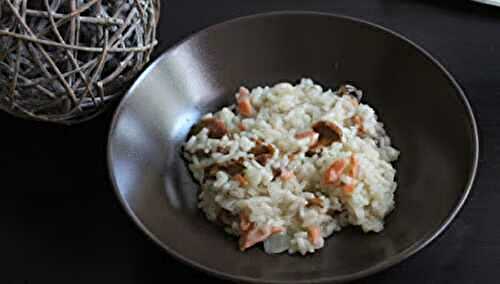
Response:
[306,197,324,208]
[250,140,275,166]
[338,84,363,102]
[223,158,246,176]
[193,149,210,159]
[190,118,228,139]
[203,158,246,182]
[352,115,365,136]
[237,87,255,117]
[310,120,343,150]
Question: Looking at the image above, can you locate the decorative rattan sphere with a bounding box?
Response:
[0,0,159,124]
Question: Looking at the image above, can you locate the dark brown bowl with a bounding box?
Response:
[107,12,479,283]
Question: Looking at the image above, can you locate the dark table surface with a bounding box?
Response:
[2,0,499,283]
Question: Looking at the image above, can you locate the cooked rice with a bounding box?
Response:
[183,79,399,255]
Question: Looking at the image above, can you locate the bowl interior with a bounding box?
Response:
[108,13,477,283]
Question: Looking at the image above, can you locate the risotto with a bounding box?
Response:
[183,79,399,255]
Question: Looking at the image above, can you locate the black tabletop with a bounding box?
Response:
[2,0,499,283]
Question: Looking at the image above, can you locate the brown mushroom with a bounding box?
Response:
[203,163,222,182]
[237,87,255,117]
[216,145,230,155]
[305,149,317,157]
[250,140,275,166]
[327,208,342,218]
[193,149,210,159]
[190,118,228,139]
[352,115,365,135]
[271,167,282,180]
[306,197,324,208]
[203,158,246,182]
[338,84,363,102]
[233,174,249,187]
[307,121,343,156]
[223,158,246,176]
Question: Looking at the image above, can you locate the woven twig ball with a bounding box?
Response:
[0,0,159,124]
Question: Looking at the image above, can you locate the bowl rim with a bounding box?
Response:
[107,11,480,284]
[471,0,500,8]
